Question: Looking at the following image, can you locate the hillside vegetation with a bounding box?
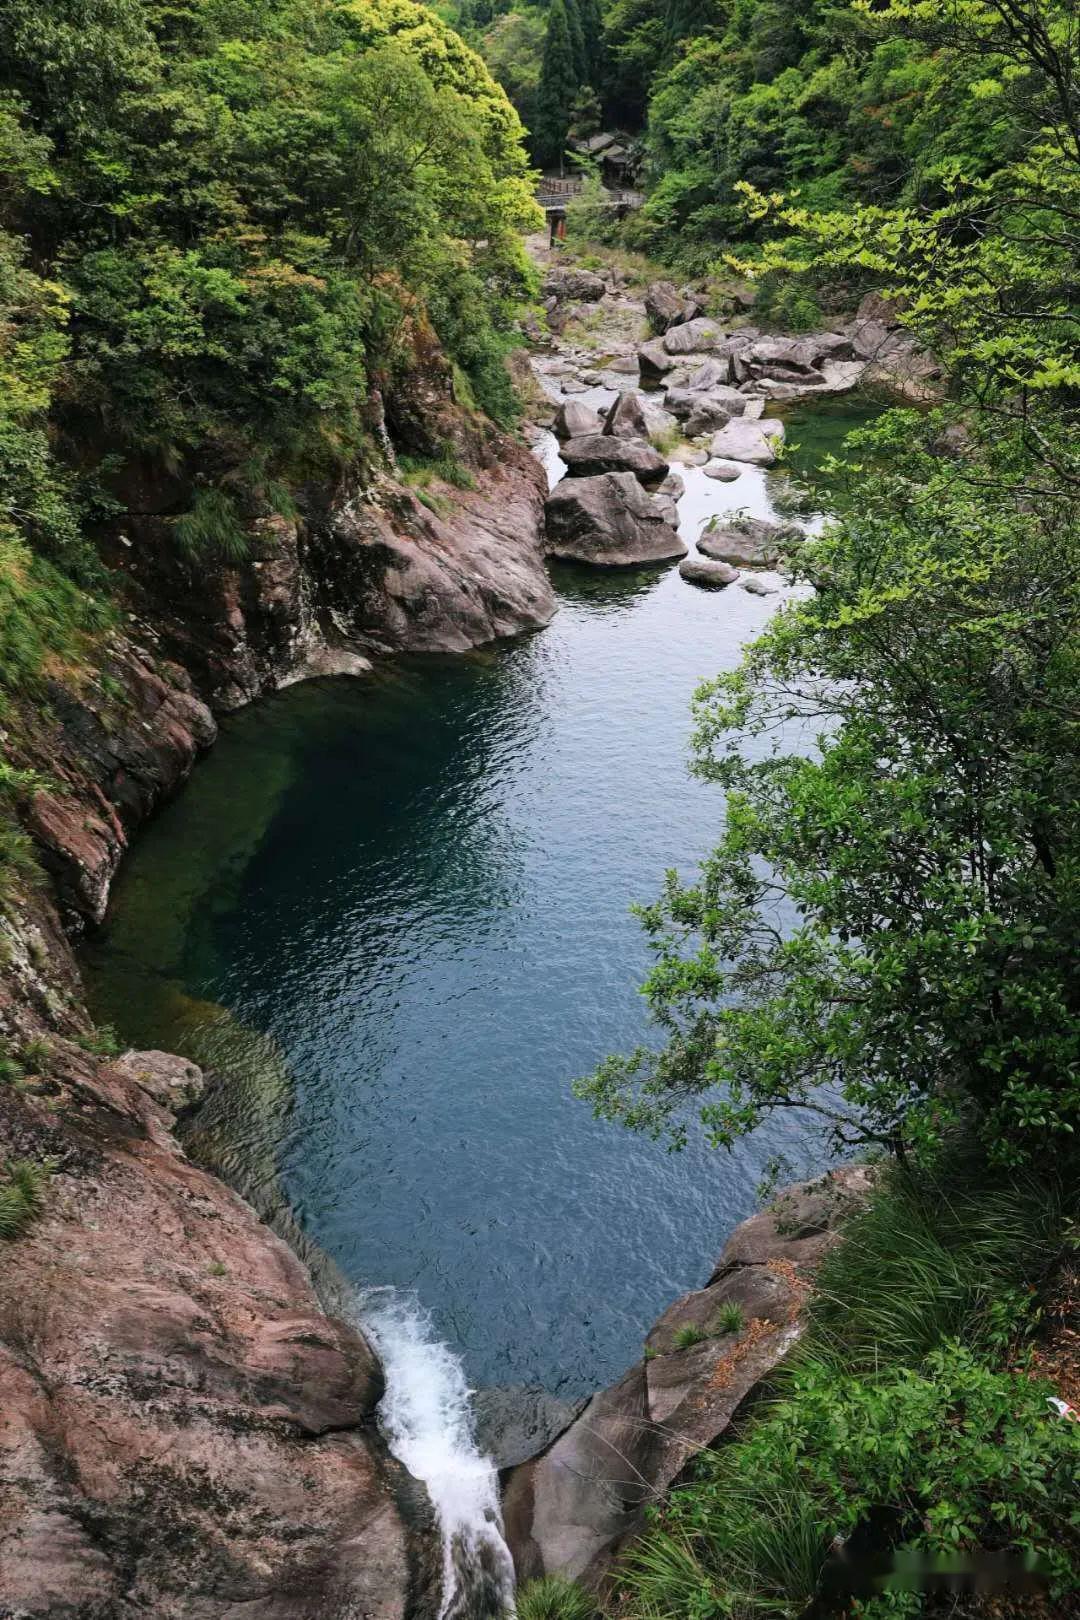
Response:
[0,0,538,752]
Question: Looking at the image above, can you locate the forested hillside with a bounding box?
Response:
[0,0,538,757]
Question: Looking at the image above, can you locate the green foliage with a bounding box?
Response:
[672,1322,707,1349]
[0,1158,50,1240]
[630,1345,1080,1619]
[515,1575,595,1620]
[625,1157,1080,1619]
[712,1301,744,1335]
[0,0,540,606]
[807,1156,1069,1374]
[580,5,1080,1172]
[534,0,579,168]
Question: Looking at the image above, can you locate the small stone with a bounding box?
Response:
[703,462,742,481]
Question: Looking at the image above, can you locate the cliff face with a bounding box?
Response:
[0,379,550,1614]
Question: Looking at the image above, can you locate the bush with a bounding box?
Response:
[0,1159,50,1240]
[630,1345,1080,1619]
[672,1323,708,1350]
[515,1575,595,1620]
[623,1154,1080,1620]
[804,1156,1070,1377]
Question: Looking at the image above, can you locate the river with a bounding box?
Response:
[82,400,872,1403]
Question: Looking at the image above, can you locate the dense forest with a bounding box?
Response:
[2,0,1079,1616]
[0,0,537,754]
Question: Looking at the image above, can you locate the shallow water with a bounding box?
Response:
[83,401,874,1397]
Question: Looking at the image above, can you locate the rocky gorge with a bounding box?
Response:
[0,239,917,1618]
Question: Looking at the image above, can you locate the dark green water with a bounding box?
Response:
[83,404,871,1396]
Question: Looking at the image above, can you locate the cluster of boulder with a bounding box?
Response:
[638,285,940,411]
[545,392,688,567]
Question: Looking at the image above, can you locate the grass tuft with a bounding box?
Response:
[515,1575,595,1620]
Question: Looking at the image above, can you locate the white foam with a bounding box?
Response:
[356,1288,516,1620]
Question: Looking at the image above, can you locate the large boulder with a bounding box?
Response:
[687,356,734,391]
[558,434,669,487]
[708,417,785,465]
[541,266,606,304]
[684,395,744,437]
[662,316,728,355]
[553,399,603,440]
[679,557,740,589]
[603,391,651,441]
[637,338,679,382]
[748,335,816,375]
[644,280,688,333]
[544,473,686,566]
[698,514,801,568]
[665,383,747,421]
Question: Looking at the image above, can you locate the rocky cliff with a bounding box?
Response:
[0,360,551,1615]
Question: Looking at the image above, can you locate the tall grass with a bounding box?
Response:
[620,1151,1079,1620]
[802,1152,1070,1379]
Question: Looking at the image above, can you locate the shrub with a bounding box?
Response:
[712,1302,744,1335]
[804,1156,1069,1377]
[0,1158,50,1240]
[672,1323,707,1350]
[629,1346,1080,1619]
[515,1575,595,1620]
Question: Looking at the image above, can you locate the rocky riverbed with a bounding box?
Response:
[521,236,938,591]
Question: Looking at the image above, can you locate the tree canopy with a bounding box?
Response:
[579,0,1080,1172]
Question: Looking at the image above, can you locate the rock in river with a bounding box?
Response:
[698,515,801,568]
[602,390,651,441]
[679,557,740,589]
[545,473,687,566]
[708,417,785,466]
[553,399,603,440]
[558,434,669,487]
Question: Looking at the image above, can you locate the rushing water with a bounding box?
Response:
[83,402,874,1421]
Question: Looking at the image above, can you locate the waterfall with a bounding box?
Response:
[356,1288,517,1620]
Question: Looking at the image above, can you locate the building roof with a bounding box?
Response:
[574,131,617,155]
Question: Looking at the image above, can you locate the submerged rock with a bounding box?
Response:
[679,557,740,588]
[544,472,687,566]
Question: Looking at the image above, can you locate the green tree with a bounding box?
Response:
[534,0,578,168]
[565,0,588,87]
[577,0,607,90]
[579,0,1080,1168]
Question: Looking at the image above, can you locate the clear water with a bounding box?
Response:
[82,400,874,1398]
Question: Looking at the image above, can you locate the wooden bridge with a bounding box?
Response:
[536,176,644,214]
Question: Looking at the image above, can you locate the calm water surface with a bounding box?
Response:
[84,402,871,1395]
